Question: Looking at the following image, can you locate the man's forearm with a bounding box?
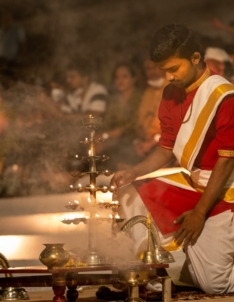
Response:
[133,145,175,178]
[195,157,234,216]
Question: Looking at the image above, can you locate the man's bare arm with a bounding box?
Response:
[110,145,176,188]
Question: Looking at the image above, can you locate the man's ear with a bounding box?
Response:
[191,52,201,65]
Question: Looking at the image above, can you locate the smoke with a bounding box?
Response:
[0,80,86,197]
[1,0,233,197]
[69,220,141,267]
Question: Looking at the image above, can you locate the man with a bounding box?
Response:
[111,23,234,294]
[204,47,233,82]
[62,58,108,116]
[133,58,167,158]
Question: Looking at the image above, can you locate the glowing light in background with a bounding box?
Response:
[0,236,22,259]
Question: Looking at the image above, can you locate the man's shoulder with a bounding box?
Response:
[88,82,108,95]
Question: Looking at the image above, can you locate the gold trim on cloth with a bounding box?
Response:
[185,68,211,94]
[220,187,234,202]
[192,181,234,202]
[162,172,193,187]
[160,145,173,150]
[161,172,234,202]
[218,150,234,157]
[181,83,234,168]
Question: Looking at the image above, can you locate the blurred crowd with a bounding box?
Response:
[0,12,234,197]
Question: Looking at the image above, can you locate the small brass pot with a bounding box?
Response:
[39,243,70,269]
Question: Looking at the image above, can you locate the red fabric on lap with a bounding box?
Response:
[132,178,234,235]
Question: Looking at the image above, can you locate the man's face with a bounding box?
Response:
[143,59,165,80]
[66,70,83,90]
[158,55,199,88]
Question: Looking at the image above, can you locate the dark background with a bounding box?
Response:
[2,0,234,83]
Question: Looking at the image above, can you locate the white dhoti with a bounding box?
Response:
[118,184,234,294]
[117,184,149,255]
[186,210,234,293]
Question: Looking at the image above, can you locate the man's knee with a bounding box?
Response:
[198,273,233,294]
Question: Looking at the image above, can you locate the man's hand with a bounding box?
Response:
[110,168,138,189]
[173,209,206,248]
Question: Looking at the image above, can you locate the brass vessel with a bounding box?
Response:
[0,252,29,300]
[39,243,70,269]
[118,269,149,302]
[118,269,149,286]
[0,287,29,300]
[121,215,175,264]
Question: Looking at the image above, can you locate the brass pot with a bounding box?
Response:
[39,243,70,269]
[0,287,29,300]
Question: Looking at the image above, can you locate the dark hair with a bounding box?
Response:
[112,62,137,80]
[51,71,65,85]
[150,23,204,63]
[224,61,234,78]
[66,58,91,77]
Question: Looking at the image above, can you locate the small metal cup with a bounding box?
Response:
[0,287,29,300]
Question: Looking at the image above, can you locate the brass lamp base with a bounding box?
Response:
[118,270,149,302]
[83,251,107,266]
[0,287,29,300]
[124,287,146,302]
[142,250,158,264]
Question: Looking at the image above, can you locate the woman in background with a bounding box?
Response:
[100,62,143,170]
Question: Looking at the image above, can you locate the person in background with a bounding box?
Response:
[63,58,108,117]
[100,62,143,170]
[49,71,66,105]
[204,47,234,82]
[0,12,26,65]
[133,58,167,158]
[212,18,234,38]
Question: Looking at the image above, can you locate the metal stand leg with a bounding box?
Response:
[124,285,145,302]
[162,276,172,302]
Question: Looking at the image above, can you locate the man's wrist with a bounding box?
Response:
[132,165,141,179]
[194,206,207,217]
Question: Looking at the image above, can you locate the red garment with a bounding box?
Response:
[133,178,234,235]
[133,71,234,235]
[158,79,234,169]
